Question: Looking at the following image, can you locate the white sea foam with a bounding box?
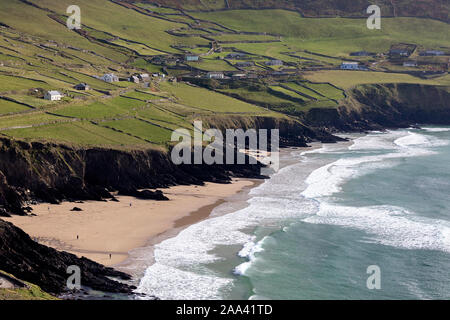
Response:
[234,237,267,276]
[136,158,320,299]
[422,127,450,133]
[301,129,450,253]
[394,131,448,148]
[302,131,446,199]
[303,203,450,253]
[137,263,233,300]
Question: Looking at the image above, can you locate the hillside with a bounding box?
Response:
[133,0,450,22]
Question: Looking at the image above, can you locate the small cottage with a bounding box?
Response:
[185,55,199,62]
[265,60,283,66]
[340,62,360,70]
[139,73,150,81]
[389,49,409,57]
[44,90,62,101]
[129,75,140,83]
[350,51,371,57]
[419,50,445,56]
[206,72,225,79]
[101,73,119,83]
[235,61,254,68]
[74,83,89,91]
[225,53,247,60]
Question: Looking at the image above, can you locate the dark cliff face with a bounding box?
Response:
[302,83,450,131]
[0,219,133,294]
[0,138,268,215]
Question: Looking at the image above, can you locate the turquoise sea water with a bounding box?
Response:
[136,127,450,300]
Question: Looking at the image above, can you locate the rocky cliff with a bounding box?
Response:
[303,83,450,131]
[0,219,133,294]
[0,138,267,216]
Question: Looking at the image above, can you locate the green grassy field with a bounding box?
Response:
[187,58,237,72]
[0,74,49,93]
[0,99,32,115]
[159,82,271,114]
[99,118,173,144]
[192,10,450,56]
[283,82,326,100]
[3,121,149,147]
[53,96,146,120]
[269,85,308,102]
[304,70,450,89]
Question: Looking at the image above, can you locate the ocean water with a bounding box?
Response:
[136,127,450,300]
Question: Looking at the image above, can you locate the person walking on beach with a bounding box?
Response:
[109,254,112,259]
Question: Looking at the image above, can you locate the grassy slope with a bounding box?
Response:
[0,271,58,300]
[0,0,128,62]
[143,0,449,22]
[159,82,274,114]
[28,0,197,53]
[304,70,450,89]
[192,10,450,56]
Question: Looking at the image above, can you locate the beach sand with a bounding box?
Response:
[4,179,256,267]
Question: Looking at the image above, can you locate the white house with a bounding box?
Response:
[101,73,119,83]
[185,55,199,62]
[206,72,225,79]
[44,90,62,101]
[340,62,360,70]
[265,60,283,66]
[139,73,150,81]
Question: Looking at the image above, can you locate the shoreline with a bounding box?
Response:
[4,178,258,267]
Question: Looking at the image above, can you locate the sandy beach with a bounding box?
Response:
[5,179,256,267]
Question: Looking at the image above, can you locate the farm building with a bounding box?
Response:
[206,72,225,79]
[235,61,254,68]
[340,62,360,70]
[44,90,62,101]
[101,73,119,83]
[129,75,140,83]
[265,60,283,66]
[139,73,150,81]
[403,61,418,67]
[419,50,445,56]
[350,51,372,56]
[231,72,247,79]
[185,54,199,62]
[74,83,89,91]
[225,53,248,60]
[389,49,409,57]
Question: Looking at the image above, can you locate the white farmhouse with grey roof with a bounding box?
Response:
[101,73,119,83]
[44,90,62,101]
